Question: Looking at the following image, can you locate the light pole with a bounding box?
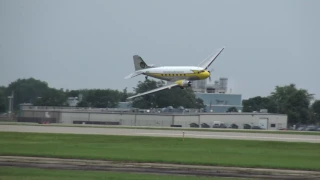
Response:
[7,91,14,118]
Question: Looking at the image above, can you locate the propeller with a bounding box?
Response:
[207,68,214,82]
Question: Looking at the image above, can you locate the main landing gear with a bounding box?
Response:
[145,76,148,80]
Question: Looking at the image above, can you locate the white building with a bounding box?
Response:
[66,97,79,107]
[19,105,288,130]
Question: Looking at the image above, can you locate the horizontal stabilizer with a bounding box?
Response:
[124,71,144,79]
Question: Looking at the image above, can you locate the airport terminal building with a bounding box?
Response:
[195,93,242,113]
[192,77,242,113]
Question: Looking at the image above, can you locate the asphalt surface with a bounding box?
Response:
[1,156,320,180]
[0,124,319,143]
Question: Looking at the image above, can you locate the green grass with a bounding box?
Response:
[1,121,320,136]
[0,132,320,170]
[0,167,251,180]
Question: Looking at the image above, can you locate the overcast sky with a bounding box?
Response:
[0,0,319,99]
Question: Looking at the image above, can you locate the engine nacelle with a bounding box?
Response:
[176,80,192,87]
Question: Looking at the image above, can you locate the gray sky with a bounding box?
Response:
[0,0,319,99]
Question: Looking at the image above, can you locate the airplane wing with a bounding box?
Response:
[127,83,179,100]
[124,71,144,79]
[198,47,225,70]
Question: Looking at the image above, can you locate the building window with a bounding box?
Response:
[271,124,276,128]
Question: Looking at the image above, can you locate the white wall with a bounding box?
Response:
[173,115,199,127]
[200,114,251,128]
[200,114,287,129]
[135,114,172,127]
[23,110,287,130]
[60,112,89,124]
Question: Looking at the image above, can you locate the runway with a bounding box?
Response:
[0,124,319,143]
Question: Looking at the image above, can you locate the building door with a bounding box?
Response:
[259,118,268,130]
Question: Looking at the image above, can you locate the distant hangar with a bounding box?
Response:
[19,105,287,130]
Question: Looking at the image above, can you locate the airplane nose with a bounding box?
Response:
[205,71,210,77]
[198,70,211,80]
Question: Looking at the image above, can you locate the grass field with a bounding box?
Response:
[0,167,251,180]
[1,122,320,136]
[0,132,319,170]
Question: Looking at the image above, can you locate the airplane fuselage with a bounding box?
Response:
[139,66,210,82]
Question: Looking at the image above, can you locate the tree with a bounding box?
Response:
[227,107,238,112]
[34,88,67,106]
[242,84,315,125]
[78,89,122,108]
[66,90,80,97]
[120,87,134,102]
[311,100,320,124]
[269,84,314,125]
[242,96,276,113]
[5,78,51,110]
[131,79,204,109]
[130,80,159,109]
[195,98,205,109]
[0,86,6,113]
[77,100,89,107]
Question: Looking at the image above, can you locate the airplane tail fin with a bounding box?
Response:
[133,55,150,71]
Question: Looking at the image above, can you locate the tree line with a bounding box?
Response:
[0,78,319,125]
[242,84,319,125]
[0,78,131,111]
[0,78,204,112]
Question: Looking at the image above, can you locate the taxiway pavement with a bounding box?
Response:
[0,125,319,143]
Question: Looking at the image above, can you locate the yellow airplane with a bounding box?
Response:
[125,47,225,99]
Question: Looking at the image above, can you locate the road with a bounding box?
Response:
[0,124,319,143]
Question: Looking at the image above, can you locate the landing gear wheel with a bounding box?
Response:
[145,76,148,80]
